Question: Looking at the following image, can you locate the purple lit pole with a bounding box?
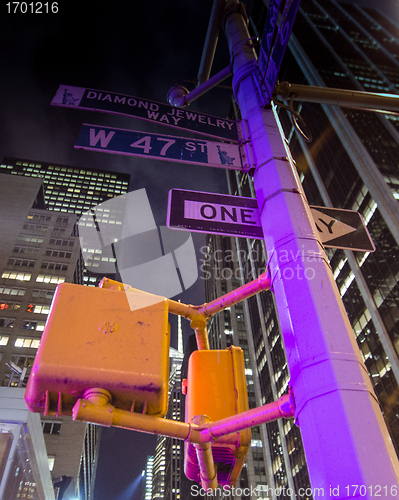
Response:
[224,2,399,496]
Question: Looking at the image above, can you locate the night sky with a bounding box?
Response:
[0,2,234,499]
[0,1,397,499]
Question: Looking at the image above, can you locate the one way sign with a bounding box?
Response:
[168,190,375,252]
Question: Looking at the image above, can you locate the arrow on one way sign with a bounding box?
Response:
[309,206,375,252]
[311,209,356,239]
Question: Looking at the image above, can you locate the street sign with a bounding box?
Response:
[262,0,301,101]
[167,189,263,239]
[258,0,282,76]
[310,206,375,252]
[167,190,375,252]
[75,124,243,170]
[51,84,238,142]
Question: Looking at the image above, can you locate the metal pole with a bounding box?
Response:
[197,0,227,85]
[277,81,399,113]
[223,1,399,497]
[167,66,232,107]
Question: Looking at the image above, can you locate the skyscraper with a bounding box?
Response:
[203,1,399,498]
[152,316,184,500]
[0,173,87,498]
[0,158,130,499]
[0,157,130,288]
[0,157,130,217]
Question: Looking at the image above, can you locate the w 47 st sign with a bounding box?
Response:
[75,124,242,170]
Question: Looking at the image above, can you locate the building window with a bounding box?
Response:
[56,217,69,225]
[41,261,68,271]
[42,421,61,435]
[49,238,74,247]
[21,320,45,332]
[7,258,36,267]
[1,271,31,281]
[22,223,48,232]
[45,250,72,259]
[0,301,21,311]
[15,337,41,348]
[10,354,35,369]
[26,304,50,315]
[13,245,40,255]
[0,286,26,296]
[36,275,65,285]
[18,234,44,244]
[0,318,15,328]
[48,456,55,471]
[31,289,54,299]
[52,227,66,235]
[0,336,9,346]
[27,214,51,222]
[2,354,35,387]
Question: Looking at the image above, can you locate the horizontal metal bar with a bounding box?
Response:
[277,81,399,113]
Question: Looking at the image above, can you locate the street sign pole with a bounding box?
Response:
[224,1,399,496]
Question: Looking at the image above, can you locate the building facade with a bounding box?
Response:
[0,158,130,499]
[202,1,399,499]
[143,456,154,500]
[0,174,87,499]
[163,349,184,500]
[152,316,184,500]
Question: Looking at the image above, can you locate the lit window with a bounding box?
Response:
[15,337,41,348]
[48,456,55,471]
[26,304,50,315]
[1,271,31,281]
[21,320,45,331]
[36,275,65,285]
[0,301,20,311]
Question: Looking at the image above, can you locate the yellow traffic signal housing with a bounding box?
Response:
[184,346,251,487]
[25,282,170,417]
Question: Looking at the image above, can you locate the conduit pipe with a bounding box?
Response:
[72,389,294,445]
[168,272,271,350]
[198,272,271,317]
[72,388,200,442]
[200,392,295,442]
[192,416,218,490]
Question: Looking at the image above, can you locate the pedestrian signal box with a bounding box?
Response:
[184,346,251,486]
[25,282,170,417]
